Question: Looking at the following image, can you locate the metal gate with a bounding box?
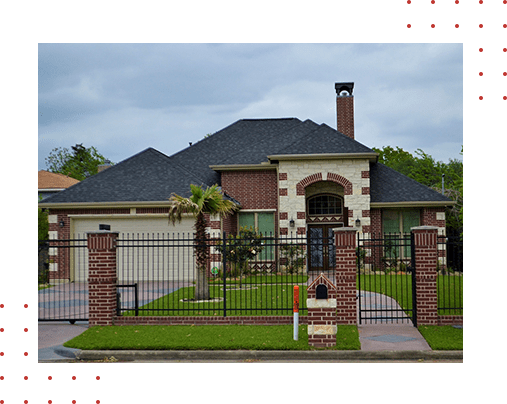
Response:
[357,233,417,326]
[38,236,89,323]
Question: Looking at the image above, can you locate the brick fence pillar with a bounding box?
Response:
[307,274,337,348]
[334,228,357,325]
[411,226,438,326]
[87,232,119,326]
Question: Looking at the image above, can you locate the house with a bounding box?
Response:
[39,82,453,281]
[38,170,80,200]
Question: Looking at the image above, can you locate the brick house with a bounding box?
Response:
[39,82,453,281]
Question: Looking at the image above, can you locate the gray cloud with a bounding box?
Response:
[38,43,463,169]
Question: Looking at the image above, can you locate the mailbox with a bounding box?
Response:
[316,284,328,299]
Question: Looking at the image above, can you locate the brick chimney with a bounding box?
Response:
[335,82,355,139]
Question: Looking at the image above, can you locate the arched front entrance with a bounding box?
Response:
[304,182,348,272]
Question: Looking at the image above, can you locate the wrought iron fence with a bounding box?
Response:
[356,233,416,325]
[437,235,463,315]
[38,235,88,322]
[116,231,314,317]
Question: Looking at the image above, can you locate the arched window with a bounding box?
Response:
[307,195,343,216]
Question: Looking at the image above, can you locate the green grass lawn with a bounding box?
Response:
[63,324,360,351]
[124,283,309,316]
[358,274,463,315]
[123,273,462,317]
[417,325,463,350]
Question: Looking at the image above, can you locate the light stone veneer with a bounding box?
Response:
[308,324,337,335]
[307,298,337,308]
[278,158,371,231]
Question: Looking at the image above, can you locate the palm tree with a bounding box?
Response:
[168,184,238,300]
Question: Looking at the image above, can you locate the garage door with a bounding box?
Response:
[71,215,196,282]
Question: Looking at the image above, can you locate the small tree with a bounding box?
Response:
[279,243,306,274]
[168,184,238,300]
[216,226,264,288]
[45,143,112,181]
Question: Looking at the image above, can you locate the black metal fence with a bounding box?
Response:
[356,233,416,325]
[116,231,313,317]
[38,236,88,322]
[437,235,463,315]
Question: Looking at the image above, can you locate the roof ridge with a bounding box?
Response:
[211,118,304,165]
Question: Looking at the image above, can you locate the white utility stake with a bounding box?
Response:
[293,286,299,341]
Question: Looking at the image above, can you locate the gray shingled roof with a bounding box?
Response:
[39,148,207,203]
[40,118,451,205]
[370,162,451,203]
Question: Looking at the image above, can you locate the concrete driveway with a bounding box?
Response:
[38,321,88,361]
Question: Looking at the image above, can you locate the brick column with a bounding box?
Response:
[334,228,357,324]
[411,226,438,326]
[87,232,119,326]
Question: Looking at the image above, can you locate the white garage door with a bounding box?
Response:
[71,215,197,282]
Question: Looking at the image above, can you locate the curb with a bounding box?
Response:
[75,349,463,362]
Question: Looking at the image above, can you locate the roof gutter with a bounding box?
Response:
[370,200,456,208]
[38,200,175,210]
[210,163,276,171]
[267,153,378,162]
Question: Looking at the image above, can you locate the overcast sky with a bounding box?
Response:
[38,43,463,170]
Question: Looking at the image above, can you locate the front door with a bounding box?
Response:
[308,224,342,271]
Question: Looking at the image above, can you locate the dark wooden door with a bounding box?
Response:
[308,224,342,271]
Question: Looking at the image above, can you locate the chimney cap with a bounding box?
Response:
[335,82,354,96]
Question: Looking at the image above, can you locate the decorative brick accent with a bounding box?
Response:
[296,173,323,195]
[296,227,306,235]
[280,227,288,235]
[326,172,353,195]
[297,211,306,219]
[279,212,288,220]
[412,226,439,326]
[279,188,288,196]
[361,170,370,178]
[362,210,370,217]
[361,187,370,195]
[87,232,119,326]
[334,228,357,325]
[279,172,288,181]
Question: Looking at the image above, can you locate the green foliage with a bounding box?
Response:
[372,145,463,234]
[279,243,307,274]
[45,143,112,181]
[216,226,265,282]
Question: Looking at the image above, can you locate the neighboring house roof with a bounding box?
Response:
[38,170,80,191]
[39,118,452,206]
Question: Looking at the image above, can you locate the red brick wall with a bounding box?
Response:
[334,229,357,324]
[221,170,278,210]
[336,95,354,139]
[114,316,308,326]
[421,207,446,228]
[412,227,439,325]
[88,232,118,326]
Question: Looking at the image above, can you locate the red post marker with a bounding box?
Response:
[293,286,299,340]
